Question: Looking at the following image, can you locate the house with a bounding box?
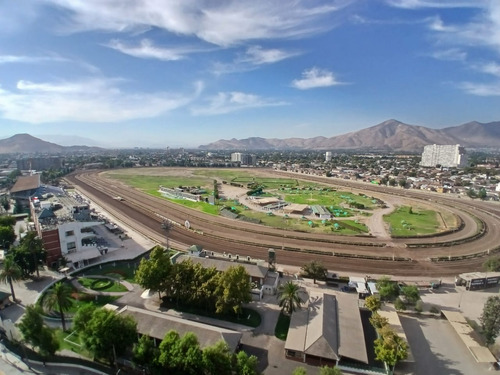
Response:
[117,305,242,351]
[285,292,368,367]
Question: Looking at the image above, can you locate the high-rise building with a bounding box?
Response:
[420,144,468,168]
[231,152,242,162]
[325,152,332,162]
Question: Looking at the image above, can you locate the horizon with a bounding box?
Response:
[1,1,500,148]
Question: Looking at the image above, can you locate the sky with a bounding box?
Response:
[1,0,500,148]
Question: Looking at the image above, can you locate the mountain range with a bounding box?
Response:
[1,119,499,154]
[0,134,103,154]
[199,119,500,152]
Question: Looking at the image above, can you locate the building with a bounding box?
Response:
[455,272,500,290]
[231,152,256,166]
[17,157,64,171]
[175,252,279,296]
[285,292,368,367]
[420,144,468,168]
[325,152,332,162]
[117,305,242,351]
[30,191,105,268]
[9,174,41,211]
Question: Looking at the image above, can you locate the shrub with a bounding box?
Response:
[414,300,423,313]
[394,298,406,311]
[429,305,440,314]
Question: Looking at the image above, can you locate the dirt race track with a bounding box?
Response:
[65,169,500,277]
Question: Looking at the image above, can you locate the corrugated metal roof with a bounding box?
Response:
[10,174,40,193]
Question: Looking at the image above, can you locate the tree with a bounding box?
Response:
[319,366,343,375]
[158,331,203,375]
[483,257,500,272]
[0,226,16,249]
[74,306,137,364]
[38,326,59,358]
[133,335,157,370]
[0,216,15,227]
[235,350,259,375]
[12,232,46,278]
[400,285,420,305]
[480,296,500,346]
[369,312,389,330]
[300,260,327,284]
[135,246,172,299]
[374,326,408,373]
[215,265,252,316]
[43,281,74,331]
[376,277,399,301]
[277,281,303,315]
[202,340,233,375]
[365,295,382,312]
[0,255,22,301]
[18,304,45,348]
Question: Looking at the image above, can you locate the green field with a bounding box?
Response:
[240,211,368,235]
[384,206,442,236]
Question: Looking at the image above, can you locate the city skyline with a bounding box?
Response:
[0,0,499,148]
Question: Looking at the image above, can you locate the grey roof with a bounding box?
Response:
[285,292,368,364]
[177,254,268,279]
[118,305,242,352]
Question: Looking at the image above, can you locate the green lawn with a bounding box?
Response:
[72,260,138,282]
[275,312,291,340]
[240,211,368,235]
[77,277,128,292]
[162,300,261,328]
[283,190,377,210]
[384,206,441,236]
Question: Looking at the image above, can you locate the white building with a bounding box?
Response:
[420,144,468,168]
[231,152,242,162]
[325,151,332,162]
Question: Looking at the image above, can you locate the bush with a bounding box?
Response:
[394,298,406,311]
[429,305,440,314]
[414,300,423,313]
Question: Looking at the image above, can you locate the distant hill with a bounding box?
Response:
[199,119,500,151]
[0,133,103,154]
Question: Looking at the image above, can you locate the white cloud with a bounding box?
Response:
[475,62,500,77]
[0,54,68,64]
[42,0,351,47]
[431,48,467,61]
[237,45,300,65]
[386,0,486,9]
[192,91,287,115]
[0,77,200,123]
[458,81,500,96]
[106,39,212,61]
[291,67,343,90]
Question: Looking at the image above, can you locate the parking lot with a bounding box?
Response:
[399,315,495,375]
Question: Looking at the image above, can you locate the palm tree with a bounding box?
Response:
[43,282,74,331]
[0,256,22,302]
[277,281,303,315]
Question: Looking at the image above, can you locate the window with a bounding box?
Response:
[67,242,76,252]
[65,230,75,237]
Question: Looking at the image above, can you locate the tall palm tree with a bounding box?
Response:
[43,282,73,331]
[0,256,22,302]
[277,281,303,315]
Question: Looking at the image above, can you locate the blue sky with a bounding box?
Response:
[0,0,499,148]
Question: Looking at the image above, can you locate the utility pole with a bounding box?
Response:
[161,220,173,250]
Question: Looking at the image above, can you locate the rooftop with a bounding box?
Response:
[10,174,40,193]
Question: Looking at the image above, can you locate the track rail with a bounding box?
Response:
[64,169,500,277]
